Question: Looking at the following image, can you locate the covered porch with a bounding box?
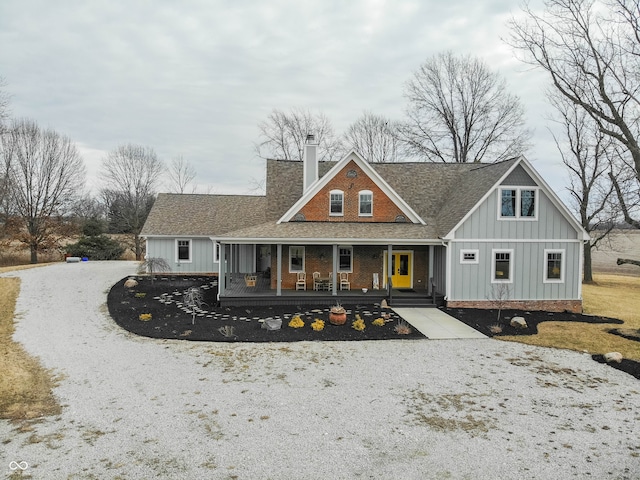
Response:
[217,273,441,307]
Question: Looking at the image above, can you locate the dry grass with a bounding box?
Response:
[0,276,61,421]
[500,274,640,361]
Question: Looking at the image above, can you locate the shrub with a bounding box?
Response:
[139,313,152,321]
[311,319,325,331]
[372,318,385,327]
[288,315,305,328]
[352,315,366,332]
[65,235,124,260]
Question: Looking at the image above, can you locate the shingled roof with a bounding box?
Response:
[141,193,266,236]
[143,157,522,240]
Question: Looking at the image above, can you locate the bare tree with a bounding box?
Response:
[398,51,531,163]
[255,107,344,162]
[1,118,86,263]
[548,93,616,281]
[508,0,640,235]
[342,112,404,163]
[166,155,196,193]
[100,144,164,260]
[0,76,10,131]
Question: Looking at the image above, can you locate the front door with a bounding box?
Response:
[385,251,413,289]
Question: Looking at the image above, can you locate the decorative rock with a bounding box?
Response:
[124,278,138,288]
[510,316,528,329]
[381,299,389,309]
[604,352,623,364]
[262,318,282,330]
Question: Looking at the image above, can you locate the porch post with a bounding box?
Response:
[276,243,282,296]
[218,243,226,301]
[332,244,338,295]
[387,244,393,292]
[428,245,434,295]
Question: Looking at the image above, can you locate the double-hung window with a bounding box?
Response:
[176,239,191,262]
[492,249,513,283]
[359,190,373,216]
[499,188,537,219]
[289,246,305,272]
[544,249,564,283]
[330,190,344,216]
[338,246,353,272]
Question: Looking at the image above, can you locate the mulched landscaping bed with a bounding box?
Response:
[443,307,640,380]
[107,275,639,379]
[107,276,425,342]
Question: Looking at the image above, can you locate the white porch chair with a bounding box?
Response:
[296,272,306,290]
[339,272,350,291]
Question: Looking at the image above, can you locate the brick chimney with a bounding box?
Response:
[303,134,318,193]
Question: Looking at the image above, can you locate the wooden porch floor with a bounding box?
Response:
[219,273,440,307]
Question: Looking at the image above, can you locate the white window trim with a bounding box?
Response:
[289,246,305,273]
[544,249,565,283]
[460,249,479,264]
[213,242,220,263]
[497,187,538,221]
[329,189,344,216]
[176,239,192,263]
[358,190,373,217]
[491,248,514,283]
[338,245,353,272]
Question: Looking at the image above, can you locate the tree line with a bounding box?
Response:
[2,1,640,277]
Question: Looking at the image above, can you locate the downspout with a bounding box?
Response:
[441,239,450,302]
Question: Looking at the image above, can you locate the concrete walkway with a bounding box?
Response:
[393,307,488,339]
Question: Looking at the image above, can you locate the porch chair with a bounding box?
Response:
[312,271,321,291]
[296,272,306,291]
[339,272,350,291]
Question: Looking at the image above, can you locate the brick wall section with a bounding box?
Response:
[271,245,430,291]
[297,160,405,222]
[446,299,583,313]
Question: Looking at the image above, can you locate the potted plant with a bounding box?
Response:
[329,303,347,325]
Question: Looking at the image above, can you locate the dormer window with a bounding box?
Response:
[359,190,373,216]
[330,190,344,216]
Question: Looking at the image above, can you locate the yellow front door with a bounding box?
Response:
[386,252,412,289]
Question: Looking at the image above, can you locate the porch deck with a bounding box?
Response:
[218,273,441,307]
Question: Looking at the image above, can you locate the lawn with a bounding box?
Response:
[0,276,61,420]
[499,274,640,362]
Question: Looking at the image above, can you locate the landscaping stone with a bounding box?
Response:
[604,352,623,364]
[510,316,528,329]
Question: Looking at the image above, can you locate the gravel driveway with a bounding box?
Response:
[1,261,639,479]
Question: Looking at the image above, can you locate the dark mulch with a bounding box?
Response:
[106,276,639,380]
[441,307,624,337]
[443,307,640,380]
[107,276,425,342]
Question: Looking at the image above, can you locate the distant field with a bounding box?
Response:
[591,229,640,277]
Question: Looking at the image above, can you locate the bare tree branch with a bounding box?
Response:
[398,51,531,163]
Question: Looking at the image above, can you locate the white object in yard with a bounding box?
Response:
[262,318,282,330]
[604,352,623,364]
[362,288,368,294]
[66,257,81,263]
[510,316,528,329]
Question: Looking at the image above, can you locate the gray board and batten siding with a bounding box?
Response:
[447,164,582,302]
[146,237,216,274]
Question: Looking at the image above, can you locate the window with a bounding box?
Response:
[176,239,191,262]
[289,246,305,272]
[520,189,536,217]
[460,249,479,264]
[544,249,564,283]
[492,249,513,283]
[359,190,373,216]
[499,188,537,219]
[330,190,343,216]
[338,246,353,272]
[501,189,516,217]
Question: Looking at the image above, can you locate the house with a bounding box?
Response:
[141,137,589,312]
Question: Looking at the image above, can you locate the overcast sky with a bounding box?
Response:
[0,0,567,202]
